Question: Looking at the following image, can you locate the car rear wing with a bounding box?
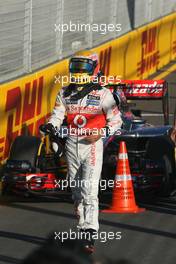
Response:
[105,80,169,125]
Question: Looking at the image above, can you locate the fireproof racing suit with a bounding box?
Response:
[48,86,122,231]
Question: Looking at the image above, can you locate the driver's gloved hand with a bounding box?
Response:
[39,123,54,134]
[52,139,64,159]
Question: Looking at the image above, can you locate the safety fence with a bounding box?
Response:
[0,0,176,83]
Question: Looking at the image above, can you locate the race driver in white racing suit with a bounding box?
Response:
[41,52,122,252]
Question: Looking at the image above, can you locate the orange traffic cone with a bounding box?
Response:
[102,141,145,213]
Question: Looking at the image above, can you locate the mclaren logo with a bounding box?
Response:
[73,115,87,128]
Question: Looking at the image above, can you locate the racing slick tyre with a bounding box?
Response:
[9,136,43,171]
[1,184,11,196]
[158,155,173,197]
[146,136,175,197]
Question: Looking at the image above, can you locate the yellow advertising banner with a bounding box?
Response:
[0,60,68,161]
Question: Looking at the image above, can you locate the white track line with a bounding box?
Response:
[141,113,174,117]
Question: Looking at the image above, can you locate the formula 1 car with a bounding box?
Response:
[102,80,176,196]
[1,127,67,197]
[1,80,175,197]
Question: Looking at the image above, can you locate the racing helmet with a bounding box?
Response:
[69,51,100,84]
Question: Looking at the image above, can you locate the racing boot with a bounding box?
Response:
[80,228,97,254]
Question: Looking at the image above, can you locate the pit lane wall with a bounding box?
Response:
[0,12,176,162]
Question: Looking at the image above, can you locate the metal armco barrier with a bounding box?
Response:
[0,0,176,83]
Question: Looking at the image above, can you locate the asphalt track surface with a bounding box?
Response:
[0,62,176,264]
